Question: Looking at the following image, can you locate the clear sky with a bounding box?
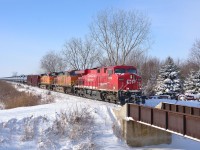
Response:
[0,0,200,77]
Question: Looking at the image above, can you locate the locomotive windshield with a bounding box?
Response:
[69,71,77,76]
[114,68,126,73]
[114,68,137,74]
[127,68,137,74]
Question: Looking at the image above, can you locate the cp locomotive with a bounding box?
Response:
[3,65,143,104]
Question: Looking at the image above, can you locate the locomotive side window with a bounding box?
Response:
[97,69,100,73]
[114,68,125,73]
[65,72,70,76]
[70,71,76,76]
[127,68,137,74]
[104,68,107,73]
[108,70,113,76]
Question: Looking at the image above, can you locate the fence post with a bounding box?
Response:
[139,105,141,121]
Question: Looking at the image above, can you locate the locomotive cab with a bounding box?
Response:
[39,72,58,89]
[107,66,142,93]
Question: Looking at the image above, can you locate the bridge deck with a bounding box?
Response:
[127,103,200,141]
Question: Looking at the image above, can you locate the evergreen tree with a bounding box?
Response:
[155,57,182,95]
[183,70,196,93]
[193,70,200,93]
[184,70,200,94]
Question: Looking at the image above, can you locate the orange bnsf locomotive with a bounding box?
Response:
[5,65,143,104]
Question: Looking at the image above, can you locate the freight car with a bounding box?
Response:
[27,75,40,86]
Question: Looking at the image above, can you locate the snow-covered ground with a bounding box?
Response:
[0,83,200,149]
[145,98,200,108]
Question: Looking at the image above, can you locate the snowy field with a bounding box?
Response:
[0,83,200,149]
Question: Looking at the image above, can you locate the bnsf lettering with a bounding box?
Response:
[127,79,136,84]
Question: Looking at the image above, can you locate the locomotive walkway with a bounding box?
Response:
[126,102,200,141]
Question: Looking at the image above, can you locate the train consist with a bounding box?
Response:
[2,65,144,104]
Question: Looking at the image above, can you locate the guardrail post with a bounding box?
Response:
[166,111,168,129]
[127,104,130,117]
[191,107,194,115]
[176,105,178,112]
[139,105,141,121]
[163,103,166,109]
[183,115,186,135]
[151,108,153,125]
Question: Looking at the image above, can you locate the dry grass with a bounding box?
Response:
[0,80,41,109]
[40,94,55,104]
[52,105,95,141]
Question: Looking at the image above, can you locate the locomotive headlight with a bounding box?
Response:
[130,75,133,79]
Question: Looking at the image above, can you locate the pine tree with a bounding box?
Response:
[194,70,200,93]
[183,70,196,93]
[155,57,182,95]
[184,70,200,94]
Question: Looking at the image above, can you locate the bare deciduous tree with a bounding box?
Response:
[126,50,147,73]
[63,37,100,70]
[188,39,200,67]
[40,51,66,73]
[179,60,199,80]
[12,72,18,77]
[90,8,151,65]
[140,57,160,86]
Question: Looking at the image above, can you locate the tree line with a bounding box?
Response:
[40,8,200,96]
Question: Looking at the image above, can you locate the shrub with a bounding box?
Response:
[51,105,95,141]
[0,81,41,109]
[40,95,55,104]
[4,92,40,109]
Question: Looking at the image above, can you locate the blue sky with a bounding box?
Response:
[0,0,200,77]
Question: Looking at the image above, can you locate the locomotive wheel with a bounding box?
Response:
[100,92,106,101]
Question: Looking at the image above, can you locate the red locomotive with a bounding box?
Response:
[74,65,142,103]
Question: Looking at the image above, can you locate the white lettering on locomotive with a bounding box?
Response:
[127,79,136,84]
